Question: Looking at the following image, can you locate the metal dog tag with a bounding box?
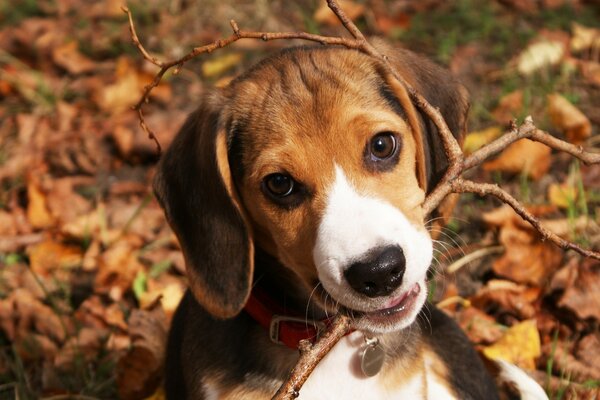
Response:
[360,337,385,377]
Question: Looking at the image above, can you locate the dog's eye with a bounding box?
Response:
[369,132,397,160]
[264,173,295,197]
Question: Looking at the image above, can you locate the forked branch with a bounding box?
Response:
[123,1,600,399]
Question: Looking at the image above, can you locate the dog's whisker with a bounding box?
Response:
[431,228,468,255]
[305,282,323,330]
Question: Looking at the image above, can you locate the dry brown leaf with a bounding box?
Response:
[52,41,96,75]
[95,237,144,300]
[482,319,541,370]
[463,126,503,155]
[574,333,600,380]
[117,306,167,400]
[0,288,67,344]
[314,0,365,25]
[547,93,591,144]
[27,179,54,229]
[556,259,600,321]
[455,307,504,345]
[46,177,94,226]
[97,57,172,115]
[483,205,563,285]
[0,210,18,236]
[579,61,600,87]
[492,91,523,124]
[54,327,109,369]
[27,239,83,276]
[471,279,540,320]
[542,342,600,382]
[14,333,59,362]
[483,138,551,180]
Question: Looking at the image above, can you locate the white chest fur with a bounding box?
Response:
[298,331,456,400]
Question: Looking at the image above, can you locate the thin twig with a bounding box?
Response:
[451,179,600,260]
[271,315,352,400]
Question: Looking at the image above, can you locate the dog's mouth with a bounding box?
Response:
[336,282,422,326]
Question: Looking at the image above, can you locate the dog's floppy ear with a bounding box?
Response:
[373,39,470,193]
[153,94,254,319]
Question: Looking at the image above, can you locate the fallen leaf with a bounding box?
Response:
[547,93,592,144]
[463,126,503,154]
[455,306,504,344]
[547,182,577,209]
[556,259,600,321]
[202,53,243,78]
[14,333,58,362]
[139,279,185,320]
[0,288,67,343]
[542,341,600,382]
[117,305,167,400]
[482,205,563,285]
[45,177,94,226]
[570,23,600,53]
[27,239,83,276]
[314,0,365,25]
[27,178,54,229]
[52,41,96,75]
[0,210,18,236]
[471,279,540,320]
[374,12,411,35]
[574,333,600,379]
[579,61,600,87]
[483,138,552,180]
[95,237,144,300]
[97,57,172,115]
[517,39,565,75]
[492,91,523,124]
[482,319,541,370]
[54,327,109,369]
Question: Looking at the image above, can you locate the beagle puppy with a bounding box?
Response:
[154,40,546,399]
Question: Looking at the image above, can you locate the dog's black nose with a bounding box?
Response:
[344,246,406,298]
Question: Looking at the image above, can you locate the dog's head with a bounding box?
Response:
[154,42,468,334]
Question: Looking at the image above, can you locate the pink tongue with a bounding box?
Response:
[382,284,419,309]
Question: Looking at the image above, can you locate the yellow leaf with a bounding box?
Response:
[202,53,243,78]
[482,319,541,370]
[548,183,577,209]
[144,387,166,400]
[547,93,591,144]
[463,126,503,155]
[570,23,600,53]
[517,40,564,75]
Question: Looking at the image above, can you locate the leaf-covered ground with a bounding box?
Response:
[0,0,599,399]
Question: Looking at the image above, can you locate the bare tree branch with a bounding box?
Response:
[271,315,352,400]
[451,178,600,260]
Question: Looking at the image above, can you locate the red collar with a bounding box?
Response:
[244,288,331,349]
